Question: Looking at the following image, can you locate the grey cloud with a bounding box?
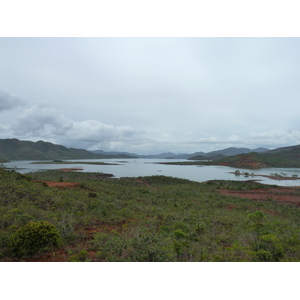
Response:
[194,135,242,144]
[0,90,26,112]
[10,106,73,135]
[248,130,300,147]
[10,106,144,151]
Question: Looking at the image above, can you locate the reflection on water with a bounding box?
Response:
[3,159,300,187]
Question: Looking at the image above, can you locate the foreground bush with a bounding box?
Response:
[10,221,60,257]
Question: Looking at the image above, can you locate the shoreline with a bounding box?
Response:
[229,172,300,181]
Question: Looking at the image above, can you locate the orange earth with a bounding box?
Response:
[218,187,300,207]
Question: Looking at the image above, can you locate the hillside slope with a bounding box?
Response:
[214,145,300,168]
[0,139,136,160]
[188,147,269,160]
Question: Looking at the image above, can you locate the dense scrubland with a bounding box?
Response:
[1,167,300,262]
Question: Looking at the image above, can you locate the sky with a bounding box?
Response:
[1,37,300,154]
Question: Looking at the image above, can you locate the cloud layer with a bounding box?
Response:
[0,90,26,112]
[1,38,300,154]
[4,103,300,154]
[9,105,144,151]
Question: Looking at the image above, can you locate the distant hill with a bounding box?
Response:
[89,150,187,159]
[90,150,138,158]
[188,147,269,160]
[89,147,270,160]
[2,139,298,167]
[140,152,179,159]
[212,144,300,168]
[0,139,137,161]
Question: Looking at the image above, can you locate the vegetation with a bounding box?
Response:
[1,168,300,261]
[10,221,60,257]
[187,147,269,160]
[160,144,300,169]
[214,150,300,168]
[0,138,137,160]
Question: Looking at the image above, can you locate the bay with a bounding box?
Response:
[3,158,300,187]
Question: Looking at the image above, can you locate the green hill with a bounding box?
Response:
[214,145,300,168]
[160,144,300,168]
[0,139,136,161]
[188,147,269,160]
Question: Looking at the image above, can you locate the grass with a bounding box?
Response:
[1,168,300,261]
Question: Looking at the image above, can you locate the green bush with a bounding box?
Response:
[172,222,190,234]
[248,211,265,223]
[68,250,89,262]
[10,221,60,257]
[255,249,273,262]
[258,234,284,261]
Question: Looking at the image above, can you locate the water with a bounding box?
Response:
[3,158,300,187]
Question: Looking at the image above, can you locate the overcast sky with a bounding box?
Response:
[1,37,300,154]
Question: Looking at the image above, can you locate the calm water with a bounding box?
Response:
[3,158,300,187]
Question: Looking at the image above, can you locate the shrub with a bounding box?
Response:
[10,221,60,257]
[259,234,284,261]
[248,211,264,224]
[255,249,273,262]
[129,234,169,262]
[172,222,190,234]
[68,250,89,262]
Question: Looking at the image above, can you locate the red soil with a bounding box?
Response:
[32,179,80,188]
[23,219,134,262]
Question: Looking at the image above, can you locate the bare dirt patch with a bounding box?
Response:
[32,179,80,188]
[218,187,300,207]
[25,248,70,262]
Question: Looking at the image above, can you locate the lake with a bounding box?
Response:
[3,158,300,187]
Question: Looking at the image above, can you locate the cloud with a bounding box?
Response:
[10,106,73,136]
[249,130,300,147]
[10,105,144,151]
[190,130,300,150]
[187,135,242,146]
[0,90,26,112]
[8,105,300,154]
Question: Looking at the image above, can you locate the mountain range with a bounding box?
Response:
[90,147,269,159]
[1,138,299,168]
